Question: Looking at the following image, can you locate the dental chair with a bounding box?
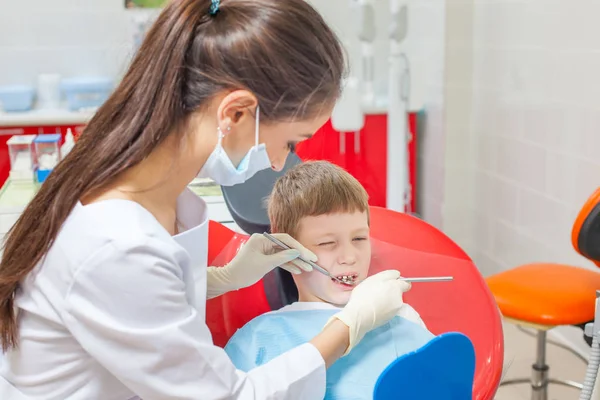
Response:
[206,206,504,399]
[486,188,600,399]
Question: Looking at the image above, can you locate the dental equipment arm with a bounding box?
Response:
[357,0,377,108]
[580,291,600,400]
[387,0,410,213]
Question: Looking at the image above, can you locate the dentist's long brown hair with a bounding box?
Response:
[0,0,345,350]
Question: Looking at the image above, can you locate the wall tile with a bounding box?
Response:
[473,212,494,256]
[490,176,520,224]
[572,158,600,209]
[517,188,571,246]
[546,151,577,203]
[475,134,497,172]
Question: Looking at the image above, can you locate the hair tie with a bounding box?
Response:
[209,0,220,15]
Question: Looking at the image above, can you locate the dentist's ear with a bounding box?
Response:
[217,90,258,127]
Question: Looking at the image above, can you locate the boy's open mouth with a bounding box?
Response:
[332,273,358,286]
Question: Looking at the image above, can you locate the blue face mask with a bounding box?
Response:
[198,107,272,186]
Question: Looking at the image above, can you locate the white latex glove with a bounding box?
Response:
[206,233,316,299]
[325,270,412,355]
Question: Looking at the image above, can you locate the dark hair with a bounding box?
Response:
[0,0,345,350]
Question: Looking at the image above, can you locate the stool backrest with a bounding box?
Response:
[572,187,600,267]
[374,333,475,400]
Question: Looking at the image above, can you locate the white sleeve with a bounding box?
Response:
[397,303,428,330]
[62,238,326,400]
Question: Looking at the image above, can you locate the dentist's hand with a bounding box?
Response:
[206,233,316,299]
[325,270,412,355]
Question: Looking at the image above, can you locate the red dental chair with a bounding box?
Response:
[206,206,504,400]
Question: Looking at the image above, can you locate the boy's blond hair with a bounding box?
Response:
[268,161,370,237]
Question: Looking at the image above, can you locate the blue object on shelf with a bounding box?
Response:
[374,332,476,400]
[0,85,35,112]
[34,134,62,143]
[34,134,62,184]
[61,77,113,111]
[36,169,52,183]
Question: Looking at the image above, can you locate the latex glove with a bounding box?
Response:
[325,270,412,355]
[206,233,316,299]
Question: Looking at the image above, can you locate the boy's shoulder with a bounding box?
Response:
[226,303,338,347]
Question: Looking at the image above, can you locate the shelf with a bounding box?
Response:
[0,109,95,127]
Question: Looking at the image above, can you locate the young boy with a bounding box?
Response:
[225,161,434,399]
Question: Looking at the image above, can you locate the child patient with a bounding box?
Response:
[225,161,434,399]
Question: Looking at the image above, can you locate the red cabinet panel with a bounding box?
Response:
[296,112,418,213]
[295,120,347,169]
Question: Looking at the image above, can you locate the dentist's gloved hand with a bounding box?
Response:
[325,270,412,355]
[206,233,316,299]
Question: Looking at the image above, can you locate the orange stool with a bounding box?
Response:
[486,188,600,400]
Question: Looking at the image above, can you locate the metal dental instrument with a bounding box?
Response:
[262,232,350,284]
[401,276,454,283]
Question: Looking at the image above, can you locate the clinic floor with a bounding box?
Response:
[495,322,588,400]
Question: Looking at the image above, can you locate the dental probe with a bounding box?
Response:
[401,276,454,283]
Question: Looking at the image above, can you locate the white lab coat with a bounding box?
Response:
[0,189,326,400]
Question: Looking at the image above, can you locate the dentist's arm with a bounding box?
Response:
[310,318,350,368]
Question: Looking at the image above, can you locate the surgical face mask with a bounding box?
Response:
[198,107,272,186]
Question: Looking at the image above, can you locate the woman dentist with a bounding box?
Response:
[0,0,411,399]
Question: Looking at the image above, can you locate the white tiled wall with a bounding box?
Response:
[468,0,600,275]
[0,0,141,87]
[438,0,600,356]
[441,0,476,256]
[413,0,447,229]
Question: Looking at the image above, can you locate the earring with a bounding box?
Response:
[226,126,231,131]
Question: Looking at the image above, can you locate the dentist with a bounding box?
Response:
[0,0,411,399]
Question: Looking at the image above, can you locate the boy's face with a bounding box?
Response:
[293,211,371,307]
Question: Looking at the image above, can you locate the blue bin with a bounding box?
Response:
[0,85,35,112]
[61,77,113,111]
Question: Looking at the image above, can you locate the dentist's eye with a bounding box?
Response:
[353,237,368,242]
[287,142,297,152]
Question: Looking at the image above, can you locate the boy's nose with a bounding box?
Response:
[338,245,357,265]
